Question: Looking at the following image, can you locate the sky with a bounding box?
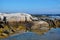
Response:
[0,0,60,14]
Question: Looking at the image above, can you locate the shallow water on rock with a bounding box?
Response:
[0,28,60,40]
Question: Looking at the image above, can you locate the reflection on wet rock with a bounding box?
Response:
[31,21,49,34]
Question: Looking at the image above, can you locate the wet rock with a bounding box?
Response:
[31,21,49,34]
[3,30,9,34]
[0,33,8,38]
[0,24,4,28]
[31,21,49,29]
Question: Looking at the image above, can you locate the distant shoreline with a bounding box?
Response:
[31,14,60,16]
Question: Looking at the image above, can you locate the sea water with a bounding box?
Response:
[0,28,60,40]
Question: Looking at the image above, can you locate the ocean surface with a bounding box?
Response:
[0,28,60,40]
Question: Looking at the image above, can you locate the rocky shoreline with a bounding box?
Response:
[0,14,60,38]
